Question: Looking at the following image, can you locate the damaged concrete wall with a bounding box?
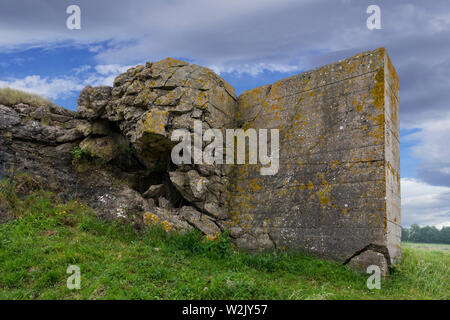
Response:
[0,48,400,271]
[0,57,238,236]
[228,47,401,269]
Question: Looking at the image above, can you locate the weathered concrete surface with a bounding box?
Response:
[227,48,400,269]
[0,48,400,272]
[0,57,237,236]
[348,249,389,277]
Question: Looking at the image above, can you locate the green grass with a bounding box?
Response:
[0,177,448,300]
[0,87,58,108]
[403,242,450,253]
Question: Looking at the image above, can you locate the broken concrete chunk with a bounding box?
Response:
[142,184,165,199]
[91,120,111,136]
[187,170,209,200]
[79,136,118,162]
[178,206,221,236]
[158,196,172,210]
[77,86,111,119]
[204,202,228,220]
[348,250,389,277]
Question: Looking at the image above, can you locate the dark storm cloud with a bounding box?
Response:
[1,0,450,191]
[1,0,449,125]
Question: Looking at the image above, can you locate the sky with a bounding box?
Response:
[0,0,449,228]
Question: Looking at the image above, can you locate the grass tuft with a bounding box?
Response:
[0,87,58,108]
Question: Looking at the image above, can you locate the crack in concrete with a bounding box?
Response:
[343,243,391,266]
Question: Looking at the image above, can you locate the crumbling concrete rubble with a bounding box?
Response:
[0,48,400,274]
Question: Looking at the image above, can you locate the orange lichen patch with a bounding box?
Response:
[371,67,385,111]
[144,212,160,225]
[385,52,399,93]
[241,121,253,131]
[205,233,220,241]
[167,57,185,67]
[161,220,176,232]
[269,81,285,100]
[372,114,385,126]
[144,212,178,232]
[317,180,331,207]
[155,88,181,105]
[152,57,187,70]
[340,60,349,72]
[319,196,330,206]
[348,62,358,73]
[367,125,385,144]
[331,160,339,169]
[147,79,159,87]
[193,91,208,108]
[142,109,168,135]
[352,99,363,113]
[222,81,236,98]
[248,178,261,192]
[307,181,314,190]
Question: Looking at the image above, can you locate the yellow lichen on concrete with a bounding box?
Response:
[142,109,168,136]
[371,67,385,111]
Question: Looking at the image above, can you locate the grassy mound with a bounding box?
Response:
[0,175,448,299]
[0,87,58,108]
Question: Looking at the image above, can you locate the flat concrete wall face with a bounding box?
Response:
[226,48,401,264]
[383,53,401,264]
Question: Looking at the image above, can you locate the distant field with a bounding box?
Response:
[403,242,450,253]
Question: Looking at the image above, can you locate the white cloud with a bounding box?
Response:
[210,62,303,76]
[73,65,92,75]
[407,116,450,164]
[401,178,450,227]
[0,64,132,100]
[95,64,131,75]
[0,75,83,100]
[0,0,449,85]
[79,64,133,87]
[436,222,450,230]
[404,114,450,186]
